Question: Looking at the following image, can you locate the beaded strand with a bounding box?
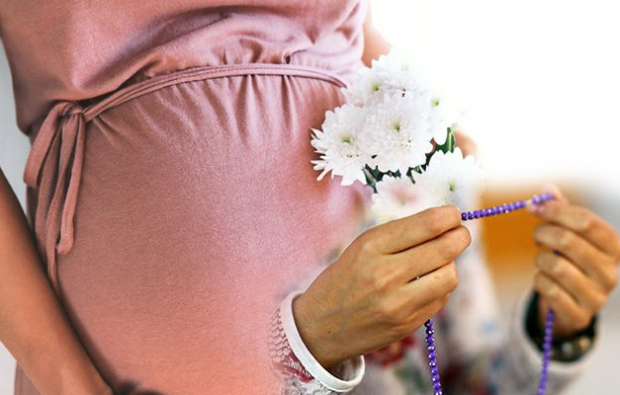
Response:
[423,192,556,395]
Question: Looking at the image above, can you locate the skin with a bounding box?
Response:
[0,169,113,395]
[293,205,472,369]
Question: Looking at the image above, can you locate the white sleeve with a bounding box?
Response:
[495,291,598,394]
[267,290,366,394]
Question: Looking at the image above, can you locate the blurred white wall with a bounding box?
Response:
[373,0,620,196]
[1,1,620,393]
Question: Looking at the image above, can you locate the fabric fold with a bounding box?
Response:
[23,101,87,296]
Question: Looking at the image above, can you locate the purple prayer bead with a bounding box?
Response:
[537,308,555,395]
[474,210,481,219]
[467,212,474,220]
[532,195,541,205]
[423,318,443,395]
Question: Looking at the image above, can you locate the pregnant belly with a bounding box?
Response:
[27,65,370,395]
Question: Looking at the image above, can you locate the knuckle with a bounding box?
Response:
[358,234,378,256]
[578,212,594,233]
[425,205,459,234]
[456,225,472,249]
[377,301,400,325]
[557,229,574,249]
[574,310,591,329]
[423,208,445,235]
[604,267,618,291]
[533,273,544,292]
[536,274,558,299]
[443,262,459,292]
[550,258,568,281]
[443,205,461,224]
[534,252,546,270]
[439,239,460,262]
[367,270,390,293]
[591,292,606,312]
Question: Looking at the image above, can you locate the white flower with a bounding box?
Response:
[341,67,383,107]
[429,97,451,145]
[412,147,479,209]
[341,49,424,107]
[428,97,465,145]
[371,175,435,222]
[359,91,434,174]
[310,104,371,186]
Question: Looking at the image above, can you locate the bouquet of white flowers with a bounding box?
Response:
[310,49,480,224]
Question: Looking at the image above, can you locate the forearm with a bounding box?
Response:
[0,169,111,395]
[362,3,392,67]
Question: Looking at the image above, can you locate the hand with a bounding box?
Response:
[453,129,478,158]
[529,184,620,337]
[292,205,471,369]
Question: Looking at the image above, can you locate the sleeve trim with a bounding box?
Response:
[512,290,598,376]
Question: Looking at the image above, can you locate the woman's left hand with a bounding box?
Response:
[529,184,620,337]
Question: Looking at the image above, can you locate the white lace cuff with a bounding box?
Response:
[268,290,366,394]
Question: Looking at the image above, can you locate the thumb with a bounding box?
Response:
[541,183,569,205]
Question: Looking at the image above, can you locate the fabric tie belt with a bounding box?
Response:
[21,63,349,298]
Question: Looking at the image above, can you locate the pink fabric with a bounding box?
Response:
[0,1,372,394]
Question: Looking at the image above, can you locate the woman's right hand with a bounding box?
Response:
[292,205,471,370]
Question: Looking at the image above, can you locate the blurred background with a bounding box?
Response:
[1,0,619,393]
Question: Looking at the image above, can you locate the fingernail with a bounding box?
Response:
[527,201,545,215]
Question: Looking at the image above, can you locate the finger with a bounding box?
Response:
[453,129,478,157]
[530,200,620,258]
[533,271,592,330]
[396,262,458,318]
[401,294,450,333]
[535,251,606,313]
[387,225,471,282]
[534,224,618,291]
[371,205,463,254]
[542,183,569,204]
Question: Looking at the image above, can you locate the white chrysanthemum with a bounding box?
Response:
[429,97,465,145]
[371,175,436,222]
[341,67,383,107]
[310,104,371,186]
[342,49,424,107]
[412,147,479,209]
[359,91,434,174]
[429,97,450,145]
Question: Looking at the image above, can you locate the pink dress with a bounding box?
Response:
[0,1,372,394]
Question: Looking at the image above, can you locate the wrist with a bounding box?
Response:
[527,291,597,362]
[292,293,345,370]
[277,291,366,392]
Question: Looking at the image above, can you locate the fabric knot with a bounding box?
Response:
[23,100,87,296]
